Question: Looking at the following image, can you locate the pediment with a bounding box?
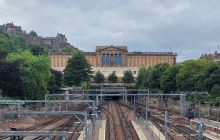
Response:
[96,45,127,53]
[104,47,121,51]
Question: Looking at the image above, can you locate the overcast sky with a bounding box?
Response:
[0,0,220,62]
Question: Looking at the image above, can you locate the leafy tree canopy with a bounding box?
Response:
[148,63,170,89]
[0,32,28,59]
[7,51,51,99]
[122,70,134,83]
[29,30,38,37]
[108,71,118,83]
[29,44,48,56]
[176,60,215,91]
[64,51,92,86]
[48,69,63,94]
[160,65,180,93]
[136,68,147,88]
[196,63,220,92]
[210,84,220,98]
[0,60,22,97]
[94,71,105,83]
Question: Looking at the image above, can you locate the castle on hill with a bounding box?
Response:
[0,22,78,54]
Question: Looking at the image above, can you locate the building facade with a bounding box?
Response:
[50,45,177,77]
[200,51,220,63]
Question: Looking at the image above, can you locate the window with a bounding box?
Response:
[102,54,106,65]
[133,71,136,74]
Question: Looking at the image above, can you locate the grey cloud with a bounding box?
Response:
[0,0,220,62]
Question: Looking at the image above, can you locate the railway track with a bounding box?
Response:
[150,116,174,140]
[102,102,117,140]
[115,102,139,140]
[102,101,139,140]
[0,104,87,140]
[119,100,202,140]
[150,115,199,140]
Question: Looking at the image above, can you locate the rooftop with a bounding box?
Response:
[96,45,127,50]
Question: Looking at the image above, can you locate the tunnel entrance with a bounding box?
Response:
[102,95,121,100]
[99,87,126,101]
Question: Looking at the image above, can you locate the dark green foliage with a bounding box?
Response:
[0,32,14,50]
[136,59,220,105]
[210,85,220,105]
[29,44,48,56]
[213,97,220,106]
[7,52,51,99]
[210,85,220,98]
[160,66,180,93]
[122,70,134,83]
[196,64,220,92]
[148,63,169,89]
[29,31,38,37]
[176,60,213,91]
[94,71,104,83]
[48,69,63,94]
[62,47,72,53]
[9,35,28,50]
[0,32,15,58]
[136,68,147,88]
[0,31,53,99]
[64,51,92,86]
[0,60,22,97]
[0,32,28,59]
[80,82,90,89]
[0,49,9,60]
[108,71,118,83]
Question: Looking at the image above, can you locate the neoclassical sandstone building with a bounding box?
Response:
[50,45,177,77]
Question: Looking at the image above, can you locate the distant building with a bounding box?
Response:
[50,45,177,77]
[0,22,24,35]
[0,23,77,54]
[200,51,220,62]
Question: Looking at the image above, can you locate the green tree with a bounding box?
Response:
[63,51,92,86]
[29,30,38,37]
[29,44,48,56]
[0,32,15,59]
[0,49,8,60]
[176,60,214,91]
[122,70,134,83]
[0,32,28,59]
[0,60,22,97]
[160,65,180,93]
[7,51,51,99]
[196,64,220,92]
[9,35,28,50]
[94,71,104,83]
[48,69,63,94]
[148,63,169,90]
[80,82,89,89]
[108,71,118,83]
[210,85,220,106]
[136,68,147,88]
[210,84,220,98]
